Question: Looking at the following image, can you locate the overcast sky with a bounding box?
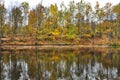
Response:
[4,0,120,9]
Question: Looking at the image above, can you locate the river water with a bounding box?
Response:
[0,47,120,80]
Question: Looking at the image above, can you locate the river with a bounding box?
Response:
[0,47,120,80]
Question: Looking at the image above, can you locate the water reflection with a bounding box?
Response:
[0,48,120,80]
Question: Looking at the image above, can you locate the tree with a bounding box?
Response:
[85,2,92,24]
[104,2,113,44]
[35,3,44,29]
[28,9,37,36]
[50,4,58,30]
[0,1,6,43]
[104,2,112,21]
[68,0,75,23]
[113,3,120,44]
[90,1,100,44]
[113,3,120,20]
[11,6,23,34]
[94,1,106,37]
[75,0,85,37]
[96,8,105,37]
[21,1,29,26]
[84,2,92,38]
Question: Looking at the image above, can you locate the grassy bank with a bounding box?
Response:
[1,35,120,46]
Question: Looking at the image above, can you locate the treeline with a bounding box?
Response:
[0,0,120,44]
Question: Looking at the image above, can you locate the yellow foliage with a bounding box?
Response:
[51,56,59,62]
[83,34,91,38]
[50,4,58,16]
[51,29,60,36]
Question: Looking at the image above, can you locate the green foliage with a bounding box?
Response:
[68,24,77,35]
[66,24,77,40]
[21,1,29,12]
[2,25,10,36]
[0,3,6,27]
[109,44,120,48]
[11,6,23,34]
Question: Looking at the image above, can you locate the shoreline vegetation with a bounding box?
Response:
[0,0,120,48]
[0,36,120,50]
[1,36,120,45]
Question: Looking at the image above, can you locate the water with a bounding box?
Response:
[0,47,120,80]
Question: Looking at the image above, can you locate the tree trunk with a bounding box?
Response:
[0,36,1,44]
[0,30,2,44]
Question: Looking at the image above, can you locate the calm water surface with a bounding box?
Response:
[0,48,120,80]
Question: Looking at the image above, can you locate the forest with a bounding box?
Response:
[0,0,120,46]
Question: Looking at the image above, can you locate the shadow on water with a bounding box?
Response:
[0,47,120,80]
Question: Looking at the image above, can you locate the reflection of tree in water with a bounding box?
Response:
[0,48,120,80]
[35,47,42,80]
[32,49,119,80]
[0,51,30,80]
[0,48,3,79]
[11,52,21,80]
[2,52,13,80]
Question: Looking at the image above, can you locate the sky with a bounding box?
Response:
[4,0,120,9]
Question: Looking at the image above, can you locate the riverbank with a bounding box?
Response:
[0,36,120,50]
[1,44,120,52]
[1,36,120,45]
